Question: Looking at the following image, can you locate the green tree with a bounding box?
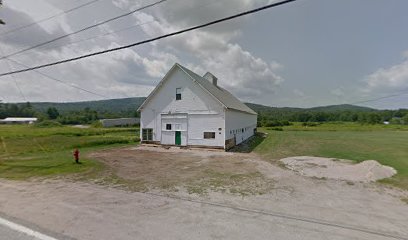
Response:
[402,114,408,125]
[366,112,382,124]
[46,107,60,119]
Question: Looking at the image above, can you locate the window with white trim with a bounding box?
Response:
[203,132,215,139]
[176,88,181,100]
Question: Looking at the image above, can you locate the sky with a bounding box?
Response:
[0,0,407,109]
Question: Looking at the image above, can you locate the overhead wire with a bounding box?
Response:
[5,58,110,99]
[0,0,298,77]
[0,0,103,37]
[0,0,169,60]
[54,20,157,49]
[29,0,223,52]
[0,0,225,101]
[347,90,408,106]
[0,47,26,101]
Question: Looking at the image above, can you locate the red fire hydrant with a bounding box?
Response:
[73,148,80,164]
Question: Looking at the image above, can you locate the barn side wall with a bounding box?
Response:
[225,110,257,146]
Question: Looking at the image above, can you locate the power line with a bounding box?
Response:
[31,0,222,52]
[348,90,408,105]
[0,47,26,101]
[55,20,156,49]
[6,58,109,99]
[0,0,169,60]
[0,0,103,37]
[0,1,219,100]
[0,0,298,77]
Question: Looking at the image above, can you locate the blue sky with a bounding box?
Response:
[0,0,407,109]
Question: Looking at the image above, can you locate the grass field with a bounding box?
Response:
[1,122,407,191]
[0,125,139,179]
[255,122,408,190]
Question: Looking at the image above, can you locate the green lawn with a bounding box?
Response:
[255,123,408,190]
[1,123,407,191]
[0,125,139,179]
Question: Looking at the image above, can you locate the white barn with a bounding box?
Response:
[138,63,257,150]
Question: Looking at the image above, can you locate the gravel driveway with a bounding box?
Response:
[0,146,407,240]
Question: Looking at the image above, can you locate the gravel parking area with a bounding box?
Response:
[0,146,407,240]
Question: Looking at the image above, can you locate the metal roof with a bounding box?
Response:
[138,63,257,115]
[176,64,257,115]
[0,117,37,122]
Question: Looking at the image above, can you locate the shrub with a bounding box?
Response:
[34,120,62,128]
[302,122,319,127]
[268,127,283,131]
[91,121,103,128]
[281,120,291,126]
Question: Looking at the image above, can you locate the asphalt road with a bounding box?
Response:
[0,223,40,240]
[0,215,60,240]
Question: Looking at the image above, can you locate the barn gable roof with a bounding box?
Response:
[138,63,257,115]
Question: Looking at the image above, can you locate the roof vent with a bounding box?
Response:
[203,72,218,87]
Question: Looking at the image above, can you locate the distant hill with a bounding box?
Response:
[245,103,375,113]
[26,97,375,115]
[27,97,146,114]
[308,104,375,112]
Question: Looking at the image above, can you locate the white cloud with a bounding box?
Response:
[331,87,345,97]
[364,52,408,93]
[6,0,72,34]
[293,89,305,97]
[132,1,285,101]
[403,50,408,59]
[0,0,284,103]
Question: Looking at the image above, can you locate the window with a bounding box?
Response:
[176,88,182,100]
[166,124,172,130]
[204,132,215,139]
[142,128,153,141]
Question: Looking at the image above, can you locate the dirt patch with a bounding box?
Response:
[89,146,274,195]
[280,156,397,182]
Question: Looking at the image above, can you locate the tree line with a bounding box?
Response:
[257,109,408,126]
[0,102,139,125]
[1,102,407,126]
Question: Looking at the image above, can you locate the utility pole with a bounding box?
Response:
[0,0,5,25]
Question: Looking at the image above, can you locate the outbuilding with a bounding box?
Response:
[138,63,257,150]
[99,118,140,127]
[0,117,37,124]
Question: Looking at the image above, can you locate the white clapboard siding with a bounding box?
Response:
[139,63,257,150]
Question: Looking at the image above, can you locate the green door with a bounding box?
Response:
[175,131,181,145]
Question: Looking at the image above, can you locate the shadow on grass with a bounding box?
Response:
[228,132,267,153]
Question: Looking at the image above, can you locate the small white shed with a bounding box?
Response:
[99,118,140,127]
[138,63,257,150]
[0,117,37,124]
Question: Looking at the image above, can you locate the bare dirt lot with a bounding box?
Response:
[280,156,397,182]
[0,146,408,240]
[89,146,275,195]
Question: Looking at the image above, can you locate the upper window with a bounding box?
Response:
[176,88,182,100]
[204,132,215,139]
[166,124,172,130]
